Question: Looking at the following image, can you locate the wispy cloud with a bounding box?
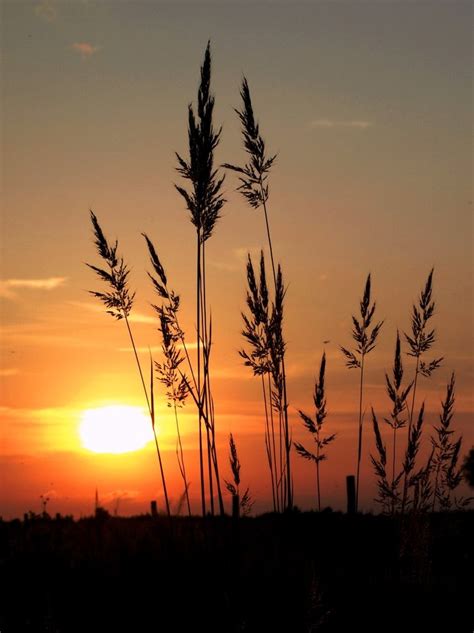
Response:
[35,0,57,22]
[117,341,198,353]
[128,312,155,325]
[71,42,100,59]
[101,489,140,503]
[210,246,264,273]
[0,406,82,426]
[310,119,373,129]
[0,368,20,378]
[1,321,101,349]
[0,277,67,299]
[70,302,155,325]
[117,346,161,354]
[40,488,59,500]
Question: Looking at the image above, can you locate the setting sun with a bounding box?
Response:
[79,406,153,454]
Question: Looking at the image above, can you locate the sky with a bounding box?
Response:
[1,0,472,518]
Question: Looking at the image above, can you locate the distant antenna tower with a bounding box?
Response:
[95,488,99,513]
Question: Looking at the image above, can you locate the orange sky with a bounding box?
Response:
[1,1,472,518]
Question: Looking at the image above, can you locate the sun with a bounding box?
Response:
[79,405,154,454]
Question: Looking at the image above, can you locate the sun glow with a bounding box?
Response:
[79,405,153,454]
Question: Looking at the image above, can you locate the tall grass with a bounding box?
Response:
[341,274,383,511]
[87,211,171,517]
[401,403,427,512]
[373,332,414,513]
[175,42,225,515]
[386,333,412,507]
[371,398,424,515]
[143,233,198,514]
[155,302,191,515]
[401,269,443,512]
[83,45,471,520]
[225,78,293,511]
[430,374,470,510]
[224,433,254,517]
[295,352,336,512]
[240,251,287,512]
[404,269,443,429]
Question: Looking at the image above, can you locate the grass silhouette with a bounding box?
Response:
[340,274,383,511]
[175,42,226,516]
[87,211,171,517]
[225,78,293,511]
[83,44,471,522]
[295,352,336,512]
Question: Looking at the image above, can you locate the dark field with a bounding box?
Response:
[1,512,472,632]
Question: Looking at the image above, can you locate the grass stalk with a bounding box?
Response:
[175,42,225,515]
[225,78,293,510]
[87,211,170,517]
[341,274,383,512]
[295,352,335,512]
[402,269,443,512]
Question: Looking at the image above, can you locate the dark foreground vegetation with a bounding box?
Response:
[1,511,472,632]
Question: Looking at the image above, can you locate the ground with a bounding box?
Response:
[1,511,472,632]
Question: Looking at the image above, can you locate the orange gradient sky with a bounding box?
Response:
[1,0,472,517]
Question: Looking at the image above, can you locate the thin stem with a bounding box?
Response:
[355,353,365,512]
[432,463,441,513]
[392,424,397,515]
[316,442,321,512]
[206,424,214,515]
[125,316,151,415]
[174,403,191,515]
[409,356,420,433]
[196,233,205,516]
[261,186,292,511]
[262,197,277,289]
[201,247,214,516]
[401,356,420,513]
[282,375,292,510]
[124,316,169,516]
[262,374,277,512]
[209,394,225,515]
[267,372,281,512]
[268,374,279,512]
[152,427,170,517]
[202,241,225,515]
[162,285,198,395]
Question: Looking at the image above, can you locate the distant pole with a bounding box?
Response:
[150,500,158,517]
[346,475,356,514]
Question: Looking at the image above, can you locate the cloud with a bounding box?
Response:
[101,489,140,504]
[71,302,156,325]
[210,246,264,273]
[128,312,155,324]
[35,0,57,22]
[117,346,161,354]
[0,405,81,424]
[0,277,67,299]
[0,368,20,378]
[310,119,373,129]
[40,489,59,500]
[71,42,100,59]
[117,341,198,353]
